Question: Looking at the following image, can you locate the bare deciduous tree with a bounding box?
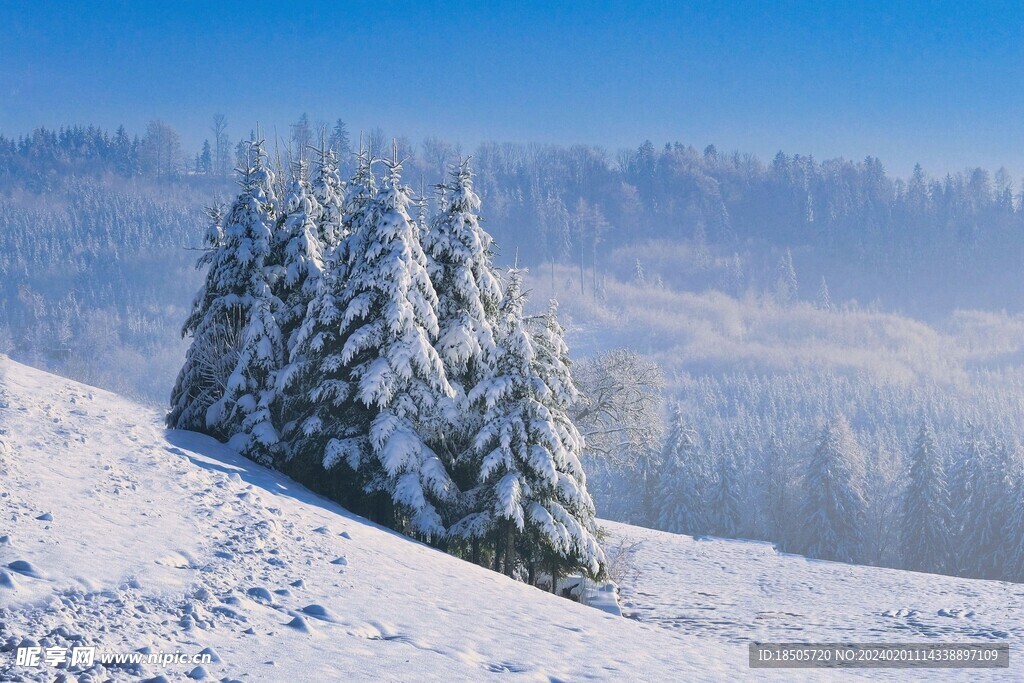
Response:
[571,348,664,464]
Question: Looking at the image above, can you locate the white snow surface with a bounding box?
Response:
[1,357,1020,681]
[602,524,1023,681]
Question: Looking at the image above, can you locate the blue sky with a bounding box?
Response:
[1,0,1022,177]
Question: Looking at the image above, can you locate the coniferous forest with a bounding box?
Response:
[5,119,1024,585]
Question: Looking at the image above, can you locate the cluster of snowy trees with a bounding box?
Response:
[166,139,604,588]
[591,378,1024,582]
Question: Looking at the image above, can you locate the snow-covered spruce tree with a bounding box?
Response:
[709,448,742,538]
[278,150,378,504]
[168,141,280,444]
[632,258,646,285]
[285,154,455,539]
[762,430,791,545]
[310,144,345,251]
[949,432,987,575]
[800,415,866,563]
[275,164,324,354]
[1004,474,1024,582]
[900,422,950,573]
[776,248,798,304]
[167,204,231,433]
[451,272,603,587]
[208,141,287,462]
[972,440,1016,578]
[657,404,705,535]
[949,437,1014,579]
[420,159,502,498]
[816,276,832,311]
[629,446,662,525]
[528,299,604,585]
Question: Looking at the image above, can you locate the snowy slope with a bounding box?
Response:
[0,357,1018,682]
[603,523,1022,681]
[0,357,749,682]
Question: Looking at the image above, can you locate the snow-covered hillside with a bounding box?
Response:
[603,523,1022,654]
[0,357,1019,681]
[0,358,742,681]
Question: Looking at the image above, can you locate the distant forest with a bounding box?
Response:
[2,116,1023,316]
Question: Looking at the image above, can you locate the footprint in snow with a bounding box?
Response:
[36,512,53,521]
[484,662,530,673]
[330,556,348,566]
[882,608,918,618]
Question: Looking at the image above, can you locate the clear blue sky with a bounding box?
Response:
[2,0,1023,178]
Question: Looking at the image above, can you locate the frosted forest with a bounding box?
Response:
[4,118,1024,586]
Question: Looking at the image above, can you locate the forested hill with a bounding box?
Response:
[3,121,1024,315]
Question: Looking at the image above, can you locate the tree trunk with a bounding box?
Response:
[503,523,515,578]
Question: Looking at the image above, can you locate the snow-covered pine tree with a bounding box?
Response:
[776,248,798,304]
[632,258,646,285]
[762,430,790,544]
[1004,474,1024,582]
[528,299,604,583]
[972,440,1016,578]
[167,204,234,433]
[816,276,832,311]
[275,164,324,354]
[709,448,742,537]
[901,422,950,573]
[310,144,345,250]
[800,415,866,563]
[285,152,454,539]
[168,140,280,445]
[278,149,378,499]
[657,404,705,535]
[420,159,502,495]
[949,431,987,574]
[207,141,286,462]
[452,273,603,586]
[629,446,662,525]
